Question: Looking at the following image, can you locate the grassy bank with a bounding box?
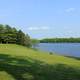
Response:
[0,44,80,80]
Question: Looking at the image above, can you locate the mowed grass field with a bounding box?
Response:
[0,44,80,80]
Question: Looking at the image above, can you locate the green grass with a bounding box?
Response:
[0,44,80,80]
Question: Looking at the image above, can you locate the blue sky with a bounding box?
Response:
[0,0,80,39]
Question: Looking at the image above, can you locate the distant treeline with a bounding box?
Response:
[0,24,31,47]
[40,38,80,43]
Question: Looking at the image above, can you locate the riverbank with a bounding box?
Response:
[0,44,80,80]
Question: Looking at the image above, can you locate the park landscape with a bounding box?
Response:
[1,0,80,80]
[0,25,80,80]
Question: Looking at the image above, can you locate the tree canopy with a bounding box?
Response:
[0,24,31,47]
[40,38,80,43]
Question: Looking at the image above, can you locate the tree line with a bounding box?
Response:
[40,38,80,43]
[0,24,31,47]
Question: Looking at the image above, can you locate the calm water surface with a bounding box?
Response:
[34,43,80,57]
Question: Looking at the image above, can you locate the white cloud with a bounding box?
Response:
[41,26,50,30]
[27,26,50,31]
[65,8,75,13]
[27,27,39,30]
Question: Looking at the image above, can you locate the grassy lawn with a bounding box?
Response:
[0,44,80,80]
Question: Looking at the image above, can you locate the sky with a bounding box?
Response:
[0,0,80,39]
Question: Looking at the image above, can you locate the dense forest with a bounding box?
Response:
[0,24,31,47]
[40,38,80,43]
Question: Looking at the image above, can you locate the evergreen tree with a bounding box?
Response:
[17,30,25,45]
[0,24,31,47]
[0,24,4,43]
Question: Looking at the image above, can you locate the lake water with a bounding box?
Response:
[34,43,80,57]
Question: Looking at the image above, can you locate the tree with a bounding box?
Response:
[0,24,4,43]
[16,30,31,47]
[0,24,32,47]
[24,34,32,47]
[5,25,13,33]
[16,30,26,46]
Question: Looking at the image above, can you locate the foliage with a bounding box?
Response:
[0,24,31,47]
[31,39,40,44]
[40,38,80,43]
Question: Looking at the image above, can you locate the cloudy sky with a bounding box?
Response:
[0,0,80,39]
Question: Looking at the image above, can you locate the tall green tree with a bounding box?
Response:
[0,24,32,47]
[17,30,26,46]
[16,30,31,47]
[0,24,4,43]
